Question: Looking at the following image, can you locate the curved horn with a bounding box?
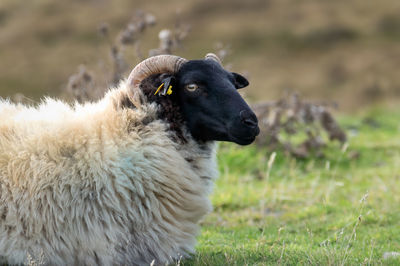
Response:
[205,53,222,65]
[127,55,187,89]
[125,55,187,107]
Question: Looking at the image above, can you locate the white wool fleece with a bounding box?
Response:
[0,81,218,265]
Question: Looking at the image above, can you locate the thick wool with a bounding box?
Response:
[0,80,218,265]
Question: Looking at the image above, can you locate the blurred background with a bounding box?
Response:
[0,0,400,111]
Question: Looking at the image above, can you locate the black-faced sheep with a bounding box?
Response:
[0,53,259,265]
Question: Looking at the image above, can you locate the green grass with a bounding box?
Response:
[182,108,400,265]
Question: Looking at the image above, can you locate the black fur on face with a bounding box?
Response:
[139,59,260,145]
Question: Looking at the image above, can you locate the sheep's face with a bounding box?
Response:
[172,60,260,145]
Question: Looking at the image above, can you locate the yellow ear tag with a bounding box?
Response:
[166,85,173,95]
[154,83,164,95]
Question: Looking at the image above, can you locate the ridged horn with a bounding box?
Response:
[127,55,187,89]
[125,55,187,108]
[205,53,222,65]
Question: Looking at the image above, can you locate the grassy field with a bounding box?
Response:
[182,108,400,265]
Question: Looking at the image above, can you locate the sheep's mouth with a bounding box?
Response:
[228,127,260,145]
[230,135,256,145]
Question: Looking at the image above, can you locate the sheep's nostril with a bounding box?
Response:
[240,110,258,128]
[243,118,257,127]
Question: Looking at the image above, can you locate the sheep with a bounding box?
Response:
[0,53,259,265]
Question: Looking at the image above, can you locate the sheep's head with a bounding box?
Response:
[126,54,259,145]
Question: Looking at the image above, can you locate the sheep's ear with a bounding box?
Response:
[161,75,176,88]
[232,72,249,89]
[156,74,177,96]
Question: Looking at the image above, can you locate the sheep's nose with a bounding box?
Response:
[240,110,258,129]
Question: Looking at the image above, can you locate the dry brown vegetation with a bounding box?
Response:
[1,0,400,110]
[253,93,346,158]
[0,1,349,157]
[64,10,190,103]
[62,10,348,158]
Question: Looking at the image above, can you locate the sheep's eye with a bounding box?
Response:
[185,84,199,92]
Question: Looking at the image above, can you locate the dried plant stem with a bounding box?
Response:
[265,151,277,180]
[340,191,369,266]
